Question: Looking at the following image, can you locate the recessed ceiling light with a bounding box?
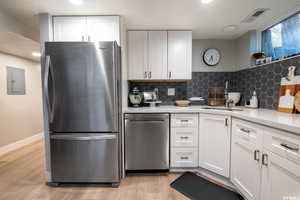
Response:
[69,0,83,5]
[223,25,238,32]
[201,0,214,4]
[32,52,41,57]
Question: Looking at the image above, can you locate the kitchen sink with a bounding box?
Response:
[201,107,244,111]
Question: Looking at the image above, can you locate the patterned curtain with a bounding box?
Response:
[262,12,300,60]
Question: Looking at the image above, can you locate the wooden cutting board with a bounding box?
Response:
[278,76,300,113]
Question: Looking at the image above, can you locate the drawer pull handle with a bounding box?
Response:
[180,136,189,139]
[180,156,189,160]
[254,150,260,162]
[180,120,189,122]
[262,154,268,166]
[240,128,250,133]
[280,143,299,152]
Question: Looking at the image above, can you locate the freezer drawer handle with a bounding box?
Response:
[51,135,117,141]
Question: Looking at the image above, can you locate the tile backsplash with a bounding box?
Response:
[129,56,300,109]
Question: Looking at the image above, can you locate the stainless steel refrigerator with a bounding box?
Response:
[42,41,121,186]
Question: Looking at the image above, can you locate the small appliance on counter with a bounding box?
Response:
[143,89,162,107]
[208,87,225,106]
[129,87,143,107]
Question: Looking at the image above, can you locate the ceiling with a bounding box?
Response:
[0,32,40,62]
[0,0,300,39]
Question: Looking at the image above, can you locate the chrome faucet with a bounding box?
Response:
[224,81,233,108]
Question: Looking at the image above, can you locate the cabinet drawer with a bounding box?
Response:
[171,147,198,168]
[171,128,198,147]
[232,119,262,145]
[171,114,198,128]
[263,128,300,165]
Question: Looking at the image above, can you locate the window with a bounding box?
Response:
[262,12,300,60]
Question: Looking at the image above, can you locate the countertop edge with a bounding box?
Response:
[124,106,300,136]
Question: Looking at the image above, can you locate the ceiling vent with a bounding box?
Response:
[241,8,269,23]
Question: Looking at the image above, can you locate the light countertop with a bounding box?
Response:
[124,106,300,135]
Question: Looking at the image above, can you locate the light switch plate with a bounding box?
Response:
[168,88,175,96]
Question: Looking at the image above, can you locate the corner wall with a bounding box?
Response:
[0,53,43,148]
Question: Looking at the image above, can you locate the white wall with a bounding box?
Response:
[0,53,43,148]
[192,39,238,72]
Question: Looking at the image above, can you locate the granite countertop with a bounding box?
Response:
[124,106,300,135]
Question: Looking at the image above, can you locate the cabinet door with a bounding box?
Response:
[86,16,120,44]
[167,31,192,80]
[53,17,86,41]
[127,31,148,80]
[231,135,261,200]
[199,114,230,177]
[261,151,300,200]
[148,31,167,80]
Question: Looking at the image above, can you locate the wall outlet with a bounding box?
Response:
[168,88,175,96]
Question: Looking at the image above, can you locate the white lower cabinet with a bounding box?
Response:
[231,124,262,200]
[261,150,300,200]
[171,147,198,167]
[231,118,300,200]
[199,114,231,177]
[170,114,198,168]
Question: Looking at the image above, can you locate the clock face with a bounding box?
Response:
[203,48,221,66]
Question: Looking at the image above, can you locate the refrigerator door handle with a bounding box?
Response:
[44,56,51,122]
[51,134,117,141]
[44,56,55,123]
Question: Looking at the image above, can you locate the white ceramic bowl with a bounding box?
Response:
[228,92,241,106]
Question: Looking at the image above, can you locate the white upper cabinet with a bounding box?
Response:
[127,30,192,80]
[53,16,120,44]
[86,16,120,44]
[167,31,192,80]
[199,114,230,177]
[148,31,168,80]
[53,17,87,42]
[127,31,148,80]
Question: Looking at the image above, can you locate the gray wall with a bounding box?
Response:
[192,39,237,72]
[192,31,257,72]
[235,30,257,70]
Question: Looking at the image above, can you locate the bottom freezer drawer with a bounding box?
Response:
[50,134,119,183]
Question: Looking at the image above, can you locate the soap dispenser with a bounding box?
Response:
[250,91,258,108]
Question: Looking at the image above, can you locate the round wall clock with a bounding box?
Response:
[203,48,221,66]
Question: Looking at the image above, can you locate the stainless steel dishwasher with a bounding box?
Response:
[125,113,169,170]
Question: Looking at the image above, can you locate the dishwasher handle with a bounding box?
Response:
[126,119,166,122]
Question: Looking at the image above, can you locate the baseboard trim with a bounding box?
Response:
[0,133,43,157]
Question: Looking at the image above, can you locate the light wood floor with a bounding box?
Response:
[0,141,189,200]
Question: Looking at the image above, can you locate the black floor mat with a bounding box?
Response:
[170,172,244,200]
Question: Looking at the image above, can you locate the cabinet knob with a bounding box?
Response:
[225,118,228,126]
[81,36,85,41]
[254,150,260,162]
[180,156,189,160]
[144,72,147,79]
[262,153,268,166]
[169,72,172,78]
[148,72,152,79]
